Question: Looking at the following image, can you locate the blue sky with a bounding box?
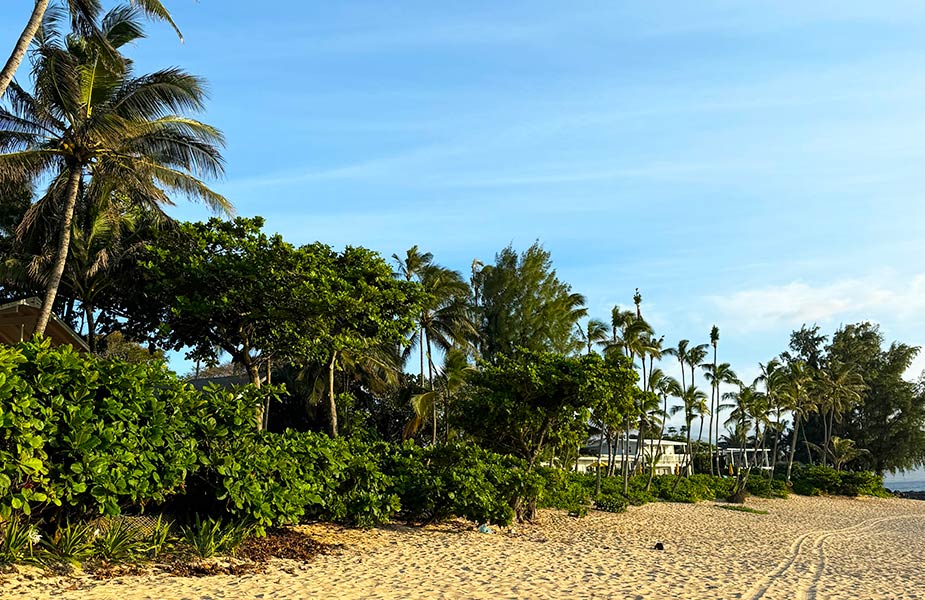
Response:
[4,1,925,423]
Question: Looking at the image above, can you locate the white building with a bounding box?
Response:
[576,437,690,476]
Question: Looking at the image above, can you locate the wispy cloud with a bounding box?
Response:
[708,274,925,333]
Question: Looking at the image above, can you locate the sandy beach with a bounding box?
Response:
[2,495,924,600]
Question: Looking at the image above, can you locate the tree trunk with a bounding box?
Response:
[622,421,630,495]
[328,350,338,437]
[707,381,715,476]
[427,334,436,445]
[595,424,605,495]
[711,344,718,475]
[34,166,82,338]
[786,412,801,483]
[0,0,50,100]
[696,415,706,475]
[84,304,96,353]
[262,360,272,430]
[246,361,264,431]
[646,394,668,491]
[802,421,814,465]
[770,410,782,480]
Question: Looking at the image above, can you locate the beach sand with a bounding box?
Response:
[2,495,924,599]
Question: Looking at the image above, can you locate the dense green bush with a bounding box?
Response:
[387,442,531,526]
[790,465,886,497]
[535,468,593,513]
[0,341,221,519]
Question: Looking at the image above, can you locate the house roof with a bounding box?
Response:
[0,297,90,353]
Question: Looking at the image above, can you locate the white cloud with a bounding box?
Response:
[708,274,925,333]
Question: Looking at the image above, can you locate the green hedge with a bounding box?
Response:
[0,343,533,528]
[790,465,887,497]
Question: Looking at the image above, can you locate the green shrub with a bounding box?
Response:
[790,465,885,497]
[593,495,627,513]
[0,341,224,520]
[386,442,525,526]
[836,471,888,497]
[535,469,593,513]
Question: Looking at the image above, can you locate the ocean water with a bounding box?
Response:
[883,468,925,492]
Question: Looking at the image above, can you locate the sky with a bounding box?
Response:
[3,1,925,428]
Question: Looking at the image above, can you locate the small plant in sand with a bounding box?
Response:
[0,517,42,564]
[181,515,254,559]
[93,519,144,562]
[40,521,95,566]
[145,515,176,559]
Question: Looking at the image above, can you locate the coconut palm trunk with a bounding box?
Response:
[596,424,605,495]
[646,392,668,490]
[328,350,338,437]
[427,335,436,445]
[0,0,50,100]
[785,412,801,483]
[33,166,82,337]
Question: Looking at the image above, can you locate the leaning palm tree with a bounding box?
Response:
[1,0,180,100]
[0,8,228,337]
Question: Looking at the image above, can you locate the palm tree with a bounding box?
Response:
[827,436,867,471]
[783,360,814,483]
[815,360,865,466]
[392,245,434,383]
[707,325,720,475]
[703,361,739,472]
[757,358,785,476]
[417,264,475,443]
[15,193,161,351]
[0,0,180,101]
[577,318,609,355]
[722,384,765,468]
[645,370,678,490]
[0,8,228,337]
[408,348,475,442]
[679,384,708,475]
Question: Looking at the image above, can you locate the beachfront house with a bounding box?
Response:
[716,447,772,473]
[0,297,89,352]
[576,436,691,476]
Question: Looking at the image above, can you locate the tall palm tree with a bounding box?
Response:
[0,8,228,337]
[783,360,813,483]
[757,358,786,476]
[703,361,739,472]
[417,264,475,443]
[0,0,180,101]
[815,360,865,466]
[707,325,720,474]
[392,245,434,383]
[14,192,160,351]
[664,339,690,393]
[645,370,678,490]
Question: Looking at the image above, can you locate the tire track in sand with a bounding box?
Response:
[745,515,919,600]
